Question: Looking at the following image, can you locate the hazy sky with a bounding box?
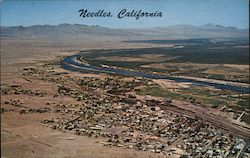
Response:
[1,0,249,28]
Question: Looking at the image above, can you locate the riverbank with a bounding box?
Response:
[61,54,250,93]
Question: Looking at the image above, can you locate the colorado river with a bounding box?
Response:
[62,55,250,93]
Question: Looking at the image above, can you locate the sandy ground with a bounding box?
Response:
[152,79,191,89]
[1,37,249,157]
[1,38,172,158]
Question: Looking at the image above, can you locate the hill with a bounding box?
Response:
[1,23,248,40]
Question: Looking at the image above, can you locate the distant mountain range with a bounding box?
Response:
[1,23,248,40]
[1,23,137,39]
[129,24,249,39]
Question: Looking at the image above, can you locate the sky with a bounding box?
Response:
[0,0,249,29]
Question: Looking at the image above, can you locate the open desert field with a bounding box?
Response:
[1,1,250,157]
[2,38,179,158]
[1,34,250,158]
